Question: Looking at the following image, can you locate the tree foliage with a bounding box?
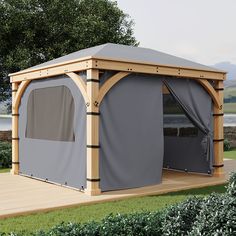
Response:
[0,0,138,103]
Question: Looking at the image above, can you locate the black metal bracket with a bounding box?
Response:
[12,161,20,164]
[213,139,224,142]
[86,112,100,116]
[215,88,224,91]
[12,113,19,116]
[87,79,100,83]
[86,178,100,182]
[87,145,100,149]
[12,137,20,140]
[213,164,224,168]
[213,113,224,116]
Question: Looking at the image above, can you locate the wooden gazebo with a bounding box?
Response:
[9,43,226,195]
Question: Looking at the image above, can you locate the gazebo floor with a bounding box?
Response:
[0,159,235,219]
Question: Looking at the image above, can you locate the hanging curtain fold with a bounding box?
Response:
[163,77,213,173]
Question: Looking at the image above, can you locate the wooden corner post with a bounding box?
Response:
[11,82,20,175]
[213,80,224,176]
[85,69,101,195]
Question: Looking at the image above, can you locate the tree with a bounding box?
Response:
[0,0,138,105]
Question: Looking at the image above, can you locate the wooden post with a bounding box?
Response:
[213,80,224,176]
[11,82,20,175]
[85,69,101,195]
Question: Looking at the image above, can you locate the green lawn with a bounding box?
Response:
[224,148,236,160]
[0,168,10,173]
[224,102,236,113]
[0,184,226,234]
[224,87,236,99]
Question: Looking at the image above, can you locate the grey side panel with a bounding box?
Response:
[26,86,75,141]
[19,76,86,189]
[163,78,213,174]
[163,131,212,174]
[100,74,163,191]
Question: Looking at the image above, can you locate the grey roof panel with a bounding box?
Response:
[29,44,107,70]
[29,43,222,72]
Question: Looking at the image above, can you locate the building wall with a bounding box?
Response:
[0,131,11,142]
[224,126,236,148]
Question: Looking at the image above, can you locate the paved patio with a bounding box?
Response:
[0,159,236,219]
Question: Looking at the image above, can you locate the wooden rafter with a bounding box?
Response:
[66,72,90,106]
[13,80,31,111]
[96,72,131,105]
[198,79,222,109]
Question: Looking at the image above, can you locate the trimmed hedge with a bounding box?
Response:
[0,141,12,168]
[224,139,231,151]
[2,173,236,236]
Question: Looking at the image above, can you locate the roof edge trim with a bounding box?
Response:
[9,55,227,78]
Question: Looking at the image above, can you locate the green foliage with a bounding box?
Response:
[0,0,138,103]
[161,197,203,236]
[189,193,236,235]
[224,139,231,151]
[24,212,163,236]
[227,172,236,197]
[99,212,163,236]
[0,141,12,168]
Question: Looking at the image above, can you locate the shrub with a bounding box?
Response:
[161,197,203,236]
[0,141,12,168]
[224,139,231,151]
[227,172,236,197]
[189,173,236,236]
[99,212,163,236]
[189,192,236,235]
[31,212,163,236]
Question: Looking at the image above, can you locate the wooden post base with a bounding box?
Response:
[10,167,19,175]
[85,188,101,196]
[85,180,101,196]
[213,167,225,177]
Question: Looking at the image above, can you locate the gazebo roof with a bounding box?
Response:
[28,43,222,73]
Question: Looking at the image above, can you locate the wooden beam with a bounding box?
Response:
[10,56,226,83]
[92,59,225,81]
[213,80,224,177]
[13,80,31,111]
[66,72,90,106]
[198,79,222,108]
[11,80,31,175]
[85,69,101,196]
[96,72,131,105]
[10,60,92,83]
[11,83,19,175]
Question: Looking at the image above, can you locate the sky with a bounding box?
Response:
[116,0,236,66]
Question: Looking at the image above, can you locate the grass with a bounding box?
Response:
[0,184,226,234]
[224,87,236,99]
[224,148,236,160]
[0,168,10,173]
[224,102,236,113]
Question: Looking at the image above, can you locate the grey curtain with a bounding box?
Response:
[19,76,86,190]
[163,78,213,174]
[99,74,164,191]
